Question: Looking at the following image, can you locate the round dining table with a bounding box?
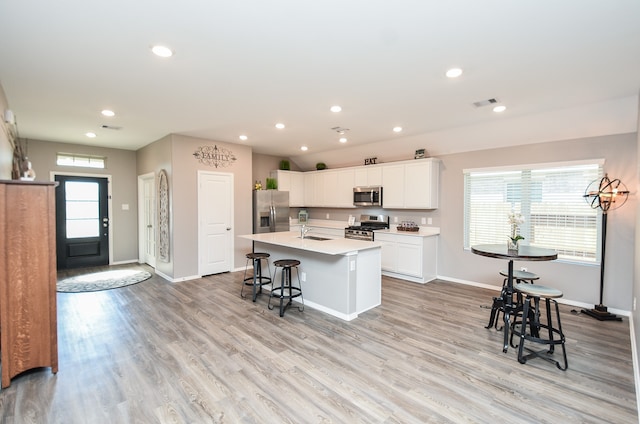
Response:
[471,244,558,353]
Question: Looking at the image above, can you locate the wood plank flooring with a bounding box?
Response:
[0,264,637,423]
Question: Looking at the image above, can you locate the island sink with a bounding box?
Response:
[299,236,332,241]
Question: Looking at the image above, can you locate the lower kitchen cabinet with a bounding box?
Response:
[376,232,437,283]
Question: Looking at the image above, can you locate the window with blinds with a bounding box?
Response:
[464,160,603,264]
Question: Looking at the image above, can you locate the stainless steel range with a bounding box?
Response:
[345,214,389,241]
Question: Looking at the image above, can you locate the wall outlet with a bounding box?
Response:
[394,216,398,223]
[326,213,330,219]
[634,297,637,311]
[300,272,306,282]
[421,217,426,225]
[428,217,432,225]
[520,267,527,272]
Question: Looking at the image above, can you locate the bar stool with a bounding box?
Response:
[510,283,568,370]
[241,252,272,302]
[500,269,539,286]
[269,259,304,317]
[486,270,539,330]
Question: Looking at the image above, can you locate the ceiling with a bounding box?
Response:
[1,1,639,170]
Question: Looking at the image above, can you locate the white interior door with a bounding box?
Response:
[138,173,156,267]
[198,171,233,276]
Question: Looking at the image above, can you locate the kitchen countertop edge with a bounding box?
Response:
[240,231,382,255]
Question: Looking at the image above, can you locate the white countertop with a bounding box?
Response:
[240,231,382,255]
[291,219,440,237]
[375,226,440,237]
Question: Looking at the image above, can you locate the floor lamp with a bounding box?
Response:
[582,174,629,321]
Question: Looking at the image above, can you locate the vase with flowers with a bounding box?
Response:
[508,211,525,253]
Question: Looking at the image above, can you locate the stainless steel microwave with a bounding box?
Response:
[353,186,383,207]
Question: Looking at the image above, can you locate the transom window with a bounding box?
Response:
[57,153,106,169]
[464,160,604,264]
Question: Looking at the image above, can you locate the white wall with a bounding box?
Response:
[23,138,139,264]
[437,133,636,311]
[0,84,14,180]
[137,134,253,279]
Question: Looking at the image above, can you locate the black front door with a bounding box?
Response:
[55,175,109,269]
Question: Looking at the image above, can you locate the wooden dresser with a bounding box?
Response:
[0,180,58,388]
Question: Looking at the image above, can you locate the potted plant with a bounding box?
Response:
[316,162,327,170]
[279,160,290,170]
[265,177,278,190]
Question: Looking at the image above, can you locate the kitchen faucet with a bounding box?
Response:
[301,224,311,239]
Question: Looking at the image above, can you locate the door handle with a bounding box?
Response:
[226,227,231,231]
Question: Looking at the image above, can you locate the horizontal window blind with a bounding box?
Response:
[464,162,603,263]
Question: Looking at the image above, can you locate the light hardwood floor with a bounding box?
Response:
[0,264,637,423]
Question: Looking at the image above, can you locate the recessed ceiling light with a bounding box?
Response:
[339,137,347,143]
[493,105,507,113]
[151,45,173,58]
[446,68,463,78]
[85,132,96,138]
[101,109,115,117]
[275,123,285,129]
[300,146,308,151]
[330,105,342,113]
[239,135,248,141]
[393,126,403,133]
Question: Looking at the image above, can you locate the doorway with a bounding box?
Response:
[198,171,234,276]
[55,174,110,270]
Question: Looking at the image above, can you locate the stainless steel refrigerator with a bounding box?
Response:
[253,190,290,233]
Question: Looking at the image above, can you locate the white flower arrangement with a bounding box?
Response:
[508,211,525,243]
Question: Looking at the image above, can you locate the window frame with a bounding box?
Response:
[56,153,106,169]
[463,159,604,265]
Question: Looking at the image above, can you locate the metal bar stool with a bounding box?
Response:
[241,252,272,302]
[269,259,304,317]
[510,283,568,370]
[486,270,539,330]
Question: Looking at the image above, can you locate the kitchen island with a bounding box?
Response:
[240,231,382,321]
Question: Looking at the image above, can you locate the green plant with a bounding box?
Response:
[265,177,278,189]
[316,162,327,170]
[279,159,290,170]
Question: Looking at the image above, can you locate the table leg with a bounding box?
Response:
[503,259,514,353]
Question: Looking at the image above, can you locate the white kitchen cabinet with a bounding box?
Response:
[272,170,305,207]
[303,169,355,208]
[354,166,382,187]
[381,164,405,208]
[403,160,439,209]
[381,159,439,209]
[304,172,318,206]
[320,170,339,206]
[271,158,438,210]
[376,232,438,283]
[335,168,355,207]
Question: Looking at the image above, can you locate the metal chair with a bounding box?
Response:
[269,259,304,317]
[510,283,568,370]
[241,252,272,302]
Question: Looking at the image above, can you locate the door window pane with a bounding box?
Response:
[65,181,100,238]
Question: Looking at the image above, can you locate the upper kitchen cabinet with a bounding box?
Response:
[271,170,305,207]
[382,158,440,209]
[334,168,355,208]
[354,166,382,187]
[381,164,405,208]
[304,169,355,208]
